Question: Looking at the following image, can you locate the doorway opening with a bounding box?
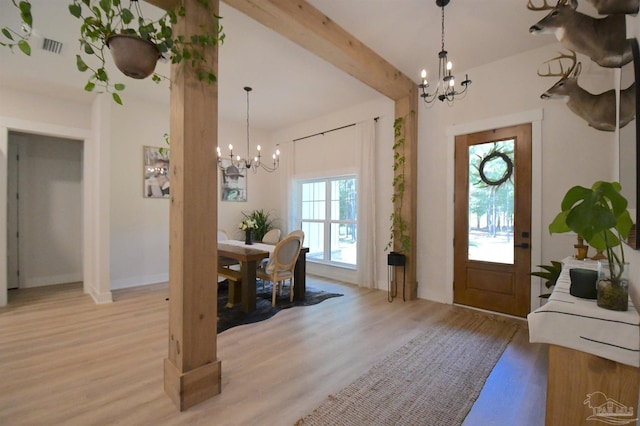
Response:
[7,132,83,290]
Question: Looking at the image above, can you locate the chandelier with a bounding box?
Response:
[418,0,471,105]
[217,86,280,173]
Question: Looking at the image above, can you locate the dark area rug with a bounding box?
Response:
[216,280,343,333]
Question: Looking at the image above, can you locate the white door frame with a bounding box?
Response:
[0,108,112,306]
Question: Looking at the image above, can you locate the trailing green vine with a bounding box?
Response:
[385,115,411,254]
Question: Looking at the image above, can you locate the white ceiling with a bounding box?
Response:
[0,0,557,130]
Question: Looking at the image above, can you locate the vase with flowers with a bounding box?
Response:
[239,218,257,245]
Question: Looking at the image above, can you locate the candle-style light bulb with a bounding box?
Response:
[228,144,233,152]
[272,153,277,160]
[447,61,452,71]
[449,78,455,87]
[236,155,240,162]
[257,145,261,151]
[276,149,280,156]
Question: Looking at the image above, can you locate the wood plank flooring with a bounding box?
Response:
[0,277,546,425]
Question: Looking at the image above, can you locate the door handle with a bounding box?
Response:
[515,243,530,249]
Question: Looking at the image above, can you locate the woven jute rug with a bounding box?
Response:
[296,310,519,426]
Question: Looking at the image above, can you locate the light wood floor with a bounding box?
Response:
[0,277,547,425]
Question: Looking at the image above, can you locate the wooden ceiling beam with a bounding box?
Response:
[222,0,415,101]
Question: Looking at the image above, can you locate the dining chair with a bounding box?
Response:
[288,229,305,245]
[256,235,302,306]
[217,229,231,241]
[261,228,281,245]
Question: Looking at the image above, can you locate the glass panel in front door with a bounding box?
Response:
[468,139,515,264]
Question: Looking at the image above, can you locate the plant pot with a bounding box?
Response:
[106,34,160,79]
[597,261,629,311]
[574,243,589,260]
[245,230,253,245]
[387,252,406,266]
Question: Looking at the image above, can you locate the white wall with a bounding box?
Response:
[109,97,170,289]
[12,133,83,287]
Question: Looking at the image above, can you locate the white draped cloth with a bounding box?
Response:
[528,257,640,367]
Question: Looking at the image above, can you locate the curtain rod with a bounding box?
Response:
[292,116,379,143]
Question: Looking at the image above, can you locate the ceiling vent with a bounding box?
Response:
[42,38,63,55]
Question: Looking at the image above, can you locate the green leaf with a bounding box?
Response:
[2,28,14,41]
[121,8,134,25]
[19,1,32,27]
[83,43,94,54]
[76,55,88,72]
[112,92,123,105]
[84,81,96,92]
[114,83,125,91]
[17,40,30,56]
[69,3,82,18]
[96,68,108,82]
[99,0,111,13]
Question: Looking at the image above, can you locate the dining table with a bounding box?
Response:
[217,240,309,313]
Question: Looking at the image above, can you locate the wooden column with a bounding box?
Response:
[156,0,222,411]
[394,91,418,300]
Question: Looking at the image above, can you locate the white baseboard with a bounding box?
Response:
[88,285,113,304]
[110,273,169,290]
[21,272,82,288]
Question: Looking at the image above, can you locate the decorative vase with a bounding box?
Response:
[106,34,160,79]
[597,261,629,311]
[245,230,253,245]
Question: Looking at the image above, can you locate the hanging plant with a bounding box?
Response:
[2,0,225,105]
[385,114,411,255]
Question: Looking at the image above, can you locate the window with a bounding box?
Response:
[299,176,357,267]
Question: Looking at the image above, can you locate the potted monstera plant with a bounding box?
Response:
[549,181,633,311]
[2,0,224,104]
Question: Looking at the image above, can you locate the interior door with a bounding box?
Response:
[454,124,532,317]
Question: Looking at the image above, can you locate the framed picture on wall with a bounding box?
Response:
[221,164,247,202]
[143,146,170,199]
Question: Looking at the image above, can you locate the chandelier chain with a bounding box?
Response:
[441,6,445,52]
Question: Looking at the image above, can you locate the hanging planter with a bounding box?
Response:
[106,34,160,79]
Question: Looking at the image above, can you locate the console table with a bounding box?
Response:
[528,257,640,425]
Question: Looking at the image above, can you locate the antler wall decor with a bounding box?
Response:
[527,0,631,68]
[537,50,636,132]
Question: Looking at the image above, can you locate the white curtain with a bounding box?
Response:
[356,120,377,288]
[280,141,296,233]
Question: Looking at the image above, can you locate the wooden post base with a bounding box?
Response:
[164,358,222,411]
[546,344,639,425]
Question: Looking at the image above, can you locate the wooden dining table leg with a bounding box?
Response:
[241,260,258,313]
